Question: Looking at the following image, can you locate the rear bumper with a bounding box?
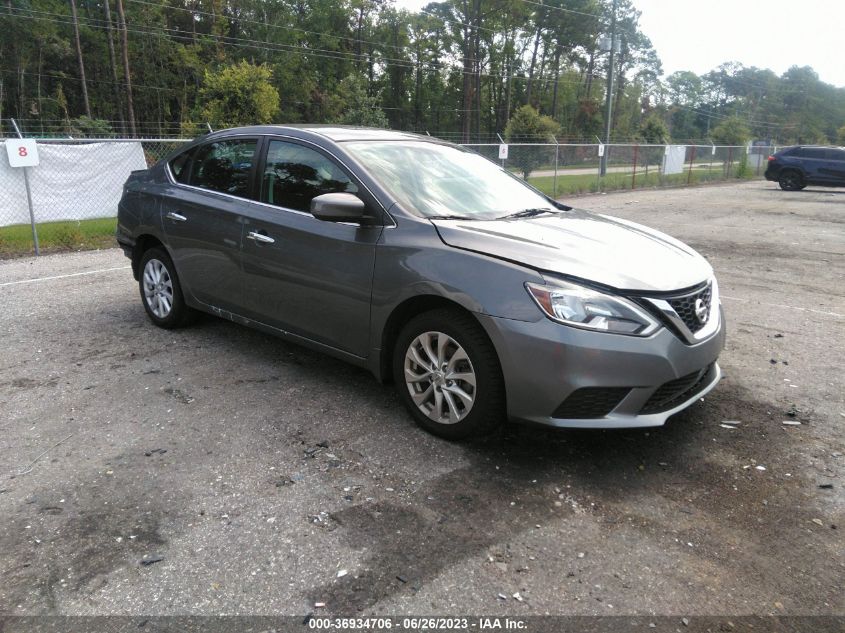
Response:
[477,306,726,429]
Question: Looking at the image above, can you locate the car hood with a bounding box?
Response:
[431,209,713,292]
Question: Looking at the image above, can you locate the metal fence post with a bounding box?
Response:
[10,118,40,255]
[631,144,638,190]
[687,145,696,185]
[553,136,559,199]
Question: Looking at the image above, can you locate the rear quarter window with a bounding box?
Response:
[169,149,194,184]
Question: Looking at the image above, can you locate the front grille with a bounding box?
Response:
[639,364,715,415]
[553,387,630,419]
[667,284,712,334]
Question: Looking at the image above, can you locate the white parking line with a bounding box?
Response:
[721,295,843,318]
[0,265,131,287]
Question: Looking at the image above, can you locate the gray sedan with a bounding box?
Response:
[117,126,725,439]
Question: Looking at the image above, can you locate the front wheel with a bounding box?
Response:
[138,247,194,328]
[778,171,805,191]
[393,308,504,440]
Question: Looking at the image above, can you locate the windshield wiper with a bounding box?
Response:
[426,214,480,221]
[497,208,559,220]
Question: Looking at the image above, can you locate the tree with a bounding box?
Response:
[505,104,560,178]
[199,61,280,128]
[638,113,668,143]
[838,124,845,145]
[637,112,668,172]
[70,116,115,138]
[68,0,91,118]
[331,74,389,127]
[711,116,751,146]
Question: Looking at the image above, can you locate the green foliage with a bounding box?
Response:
[2,0,844,145]
[331,75,390,128]
[199,61,280,128]
[571,99,604,141]
[711,116,752,146]
[505,105,560,142]
[70,116,114,138]
[505,105,560,178]
[0,218,117,257]
[735,152,752,179]
[638,114,669,143]
[837,125,845,145]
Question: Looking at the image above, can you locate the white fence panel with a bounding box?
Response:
[0,141,147,227]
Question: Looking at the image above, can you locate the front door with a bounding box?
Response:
[240,139,383,357]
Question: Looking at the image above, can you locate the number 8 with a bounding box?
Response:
[18,147,28,157]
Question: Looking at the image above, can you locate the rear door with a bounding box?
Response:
[821,148,845,184]
[160,137,258,311]
[798,147,831,183]
[239,138,384,357]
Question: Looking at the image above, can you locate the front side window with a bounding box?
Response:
[261,140,358,212]
[189,139,257,198]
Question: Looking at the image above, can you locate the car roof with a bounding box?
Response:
[204,125,434,143]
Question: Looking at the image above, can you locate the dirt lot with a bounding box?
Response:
[0,181,843,619]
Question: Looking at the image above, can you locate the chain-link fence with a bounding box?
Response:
[462,143,778,198]
[0,136,775,256]
[0,138,187,256]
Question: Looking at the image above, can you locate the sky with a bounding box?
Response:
[633,0,845,88]
[392,0,845,88]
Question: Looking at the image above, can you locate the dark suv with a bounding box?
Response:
[765,145,845,190]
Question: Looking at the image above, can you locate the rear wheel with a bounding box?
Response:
[393,308,504,440]
[778,170,805,191]
[138,247,194,328]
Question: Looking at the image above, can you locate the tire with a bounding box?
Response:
[778,170,805,191]
[138,247,194,329]
[393,308,505,440]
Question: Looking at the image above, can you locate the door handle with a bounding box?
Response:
[165,211,187,222]
[246,231,275,244]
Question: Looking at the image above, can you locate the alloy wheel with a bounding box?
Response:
[404,331,477,424]
[142,258,174,319]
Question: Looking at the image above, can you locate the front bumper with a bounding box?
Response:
[478,306,726,429]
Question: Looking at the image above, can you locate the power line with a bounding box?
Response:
[0,66,177,93]
[510,0,602,20]
[127,0,419,57]
[4,8,596,89]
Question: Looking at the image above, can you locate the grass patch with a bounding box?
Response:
[0,217,118,258]
[528,164,749,197]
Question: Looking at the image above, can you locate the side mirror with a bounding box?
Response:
[310,192,366,222]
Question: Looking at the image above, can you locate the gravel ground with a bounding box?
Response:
[0,180,842,618]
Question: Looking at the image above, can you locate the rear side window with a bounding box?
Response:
[189,139,257,198]
[826,149,845,161]
[169,149,194,184]
[261,140,357,212]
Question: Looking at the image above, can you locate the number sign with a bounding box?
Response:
[6,139,40,168]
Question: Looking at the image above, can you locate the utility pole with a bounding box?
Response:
[600,0,618,177]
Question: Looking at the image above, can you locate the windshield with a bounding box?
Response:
[344,141,556,220]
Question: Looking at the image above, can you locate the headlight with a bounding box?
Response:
[526,280,660,336]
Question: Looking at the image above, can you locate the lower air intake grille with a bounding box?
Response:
[639,364,716,415]
[553,387,631,419]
